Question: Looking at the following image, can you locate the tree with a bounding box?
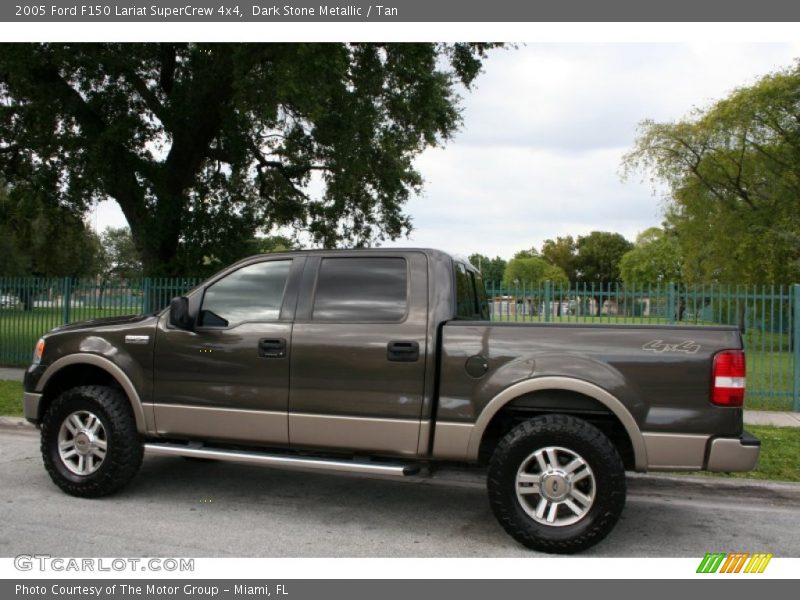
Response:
[98,227,144,281]
[574,231,633,316]
[0,184,30,276]
[512,247,539,260]
[502,256,569,287]
[541,235,577,281]
[0,43,498,276]
[574,231,633,285]
[0,181,101,279]
[468,253,507,286]
[622,61,800,284]
[247,235,298,256]
[619,227,683,285]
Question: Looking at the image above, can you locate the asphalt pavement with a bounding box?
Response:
[0,367,23,381]
[1,427,798,558]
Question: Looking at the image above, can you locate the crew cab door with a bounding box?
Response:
[288,253,428,456]
[152,257,304,444]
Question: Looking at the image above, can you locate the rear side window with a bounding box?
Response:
[455,262,490,320]
[313,257,408,322]
[199,260,291,327]
[473,270,490,320]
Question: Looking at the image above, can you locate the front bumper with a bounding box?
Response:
[23,392,43,425]
[706,431,761,472]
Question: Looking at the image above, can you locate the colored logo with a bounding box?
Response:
[697,552,773,574]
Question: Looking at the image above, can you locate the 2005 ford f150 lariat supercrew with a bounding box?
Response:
[23,248,760,553]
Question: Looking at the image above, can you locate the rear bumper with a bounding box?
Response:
[643,430,760,472]
[706,431,761,472]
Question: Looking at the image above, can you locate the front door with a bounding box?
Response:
[288,253,428,456]
[152,257,302,445]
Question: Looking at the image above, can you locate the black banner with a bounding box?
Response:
[4,580,800,600]
[4,0,800,22]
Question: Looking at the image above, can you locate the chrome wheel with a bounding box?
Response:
[57,410,107,476]
[515,445,596,527]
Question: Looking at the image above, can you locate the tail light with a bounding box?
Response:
[711,350,746,407]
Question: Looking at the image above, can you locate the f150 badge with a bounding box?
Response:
[642,339,701,354]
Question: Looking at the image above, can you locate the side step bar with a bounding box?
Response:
[144,443,419,477]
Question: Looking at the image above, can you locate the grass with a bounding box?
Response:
[0,380,23,417]
[0,377,797,482]
[744,352,794,411]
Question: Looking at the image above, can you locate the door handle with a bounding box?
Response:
[387,341,420,362]
[258,338,287,358]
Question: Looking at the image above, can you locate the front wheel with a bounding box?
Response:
[41,385,143,497]
[487,414,626,554]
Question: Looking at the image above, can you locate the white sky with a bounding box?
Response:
[90,42,800,260]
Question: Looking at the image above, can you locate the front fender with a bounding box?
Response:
[35,353,150,434]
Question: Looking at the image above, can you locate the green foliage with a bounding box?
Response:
[502,256,569,287]
[468,253,507,285]
[98,227,143,280]
[0,182,101,277]
[623,61,800,284]
[0,43,498,276]
[619,227,683,285]
[541,236,578,281]
[512,248,539,260]
[574,231,633,284]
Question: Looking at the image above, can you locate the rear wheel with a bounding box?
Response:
[41,385,143,497]
[487,414,626,554]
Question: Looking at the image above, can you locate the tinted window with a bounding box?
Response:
[313,257,407,322]
[199,260,291,327]
[472,270,491,320]
[455,263,476,319]
[455,262,490,320]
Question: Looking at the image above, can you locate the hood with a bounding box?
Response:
[49,313,156,334]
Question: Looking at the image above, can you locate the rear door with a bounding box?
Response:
[152,257,303,445]
[288,252,428,456]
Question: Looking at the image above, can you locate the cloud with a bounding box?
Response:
[453,43,800,151]
[394,144,661,258]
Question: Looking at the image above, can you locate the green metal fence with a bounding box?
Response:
[0,277,798,411]
[0,277,200,367]
[485,281,799,411]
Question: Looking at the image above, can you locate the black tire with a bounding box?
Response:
[487,414,626,554]
[41,385,143,498]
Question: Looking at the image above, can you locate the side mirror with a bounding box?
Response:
[169,296,194,330]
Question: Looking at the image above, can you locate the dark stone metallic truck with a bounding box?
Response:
[23,248,760,553]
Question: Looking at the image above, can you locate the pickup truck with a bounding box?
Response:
[22,248,760,553]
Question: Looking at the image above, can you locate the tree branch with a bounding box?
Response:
[159,44,177,95]
[123,68,169,127]
[28,61,153,228]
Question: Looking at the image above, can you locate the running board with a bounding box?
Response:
[144,443,418,477]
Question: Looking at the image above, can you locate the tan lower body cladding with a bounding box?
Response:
[153,404,422,456]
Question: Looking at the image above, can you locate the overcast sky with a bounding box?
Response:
[91,43,800,260]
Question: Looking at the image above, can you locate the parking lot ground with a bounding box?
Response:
[1,427,798,558]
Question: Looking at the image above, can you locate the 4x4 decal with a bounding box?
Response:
[642,339,701,354]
